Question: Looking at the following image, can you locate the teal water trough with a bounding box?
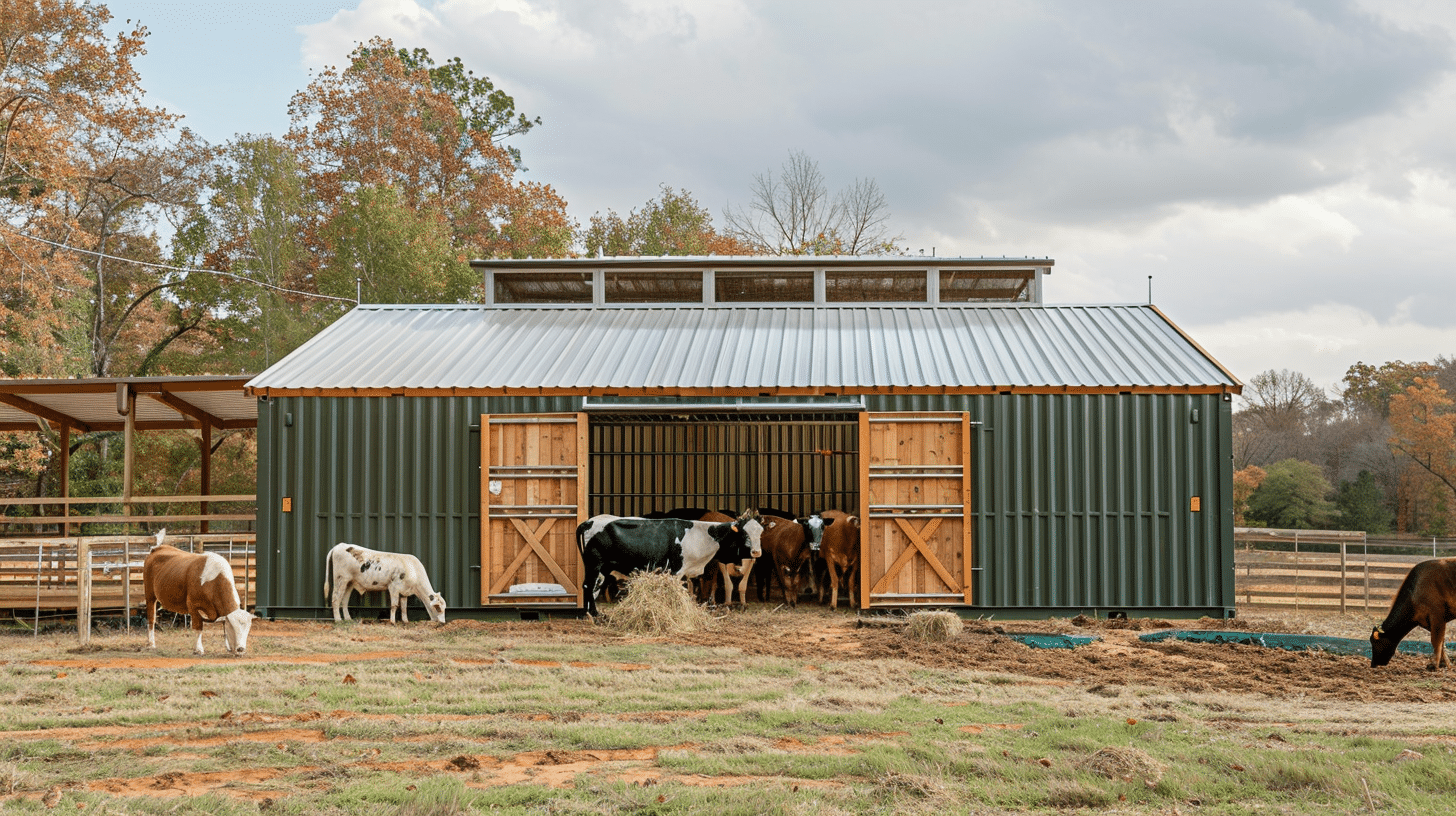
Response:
[1138,630,1455,658]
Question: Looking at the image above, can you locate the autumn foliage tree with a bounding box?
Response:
[1388,376,1456,535]
[286,38,571,303]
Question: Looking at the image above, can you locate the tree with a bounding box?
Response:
[176,135,338,372]
[1233,369,1330,468]
[318,184,475,304]
[0,0,163,378]
[1232,465,1266,527]
[1387,376,1456,525]
[1244,459,1337,530]
[1334,470,1393,533]
[1341,360,1438,418]
[722,150,901,255]
[394,46,540,168]
[286,38,572,269]
[580,185,754,257]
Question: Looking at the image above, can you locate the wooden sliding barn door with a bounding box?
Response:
[859,412,973,608]
[480,413,588,607]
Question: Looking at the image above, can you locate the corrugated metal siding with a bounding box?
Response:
[256,395,578,615]
[866,394,1234,611]
[259,391,1233,616]
[248,305,1236,393]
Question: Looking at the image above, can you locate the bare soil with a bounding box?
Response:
[3,607,1453,810]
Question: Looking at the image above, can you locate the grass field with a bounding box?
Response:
[0,606,1453,814]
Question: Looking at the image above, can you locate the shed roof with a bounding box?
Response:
[246,304,1239,397]
[0,376,256,433]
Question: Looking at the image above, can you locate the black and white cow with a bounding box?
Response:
[575,510,764,616]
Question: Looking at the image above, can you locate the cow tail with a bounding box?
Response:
[323,547,333,603]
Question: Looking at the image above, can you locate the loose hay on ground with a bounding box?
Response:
[901,611,963,643]
[1081,745,1165,785]
[602,571,712,635]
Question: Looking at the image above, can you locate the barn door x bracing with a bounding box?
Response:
[859,412,973,608]
[480,413,588,607]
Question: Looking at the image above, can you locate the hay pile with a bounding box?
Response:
[901,610,964,643]
[601,571,712,635]
[1082,746,1165,785]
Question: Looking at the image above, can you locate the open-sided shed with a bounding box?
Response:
[247,257,1242,619]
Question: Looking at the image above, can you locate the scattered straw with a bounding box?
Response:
[901,611,964,643]
[602,571,711,635]
[1082,746,1165,785]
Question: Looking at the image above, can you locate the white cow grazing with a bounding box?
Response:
[324,543,447,623]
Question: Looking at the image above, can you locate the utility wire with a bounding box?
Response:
[0,225,358,304]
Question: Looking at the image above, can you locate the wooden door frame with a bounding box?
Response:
[479,412,589,606]
[858,411,974,608]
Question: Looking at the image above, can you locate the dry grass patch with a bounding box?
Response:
[901,611,963,643]
[602,571,712,636]
[1082,745,1166,785]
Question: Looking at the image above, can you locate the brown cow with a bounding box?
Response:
[760,514,834,607]
[817,510,860,609]
[1371,557,1456,670]
[143,530,254,655]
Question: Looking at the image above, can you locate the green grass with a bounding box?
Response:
[0,614,1452,814]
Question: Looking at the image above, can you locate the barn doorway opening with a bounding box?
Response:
[586,412,859,519]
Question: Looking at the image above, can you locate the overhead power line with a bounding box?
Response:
[0,226,358,304]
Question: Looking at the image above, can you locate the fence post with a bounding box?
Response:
[77,538,91,644]
[1362,532,1370,613]
[1339,537,1347,615]
[123,538,131,632]
[1294,532,1300,612]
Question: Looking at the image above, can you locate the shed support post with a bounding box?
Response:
[60,425,71,537]
[120,385,135,524]
[200,423,212,534]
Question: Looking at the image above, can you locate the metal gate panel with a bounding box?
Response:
[860,412,973,607]
[480,413,587,606]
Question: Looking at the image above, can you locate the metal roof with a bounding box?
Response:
[247,303,1240,399]
[245,304,1240,397]
[0,377,257,433]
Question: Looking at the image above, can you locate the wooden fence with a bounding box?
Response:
[0,494,256,536]
[1233,527,1455,614]
[0,534,255,643]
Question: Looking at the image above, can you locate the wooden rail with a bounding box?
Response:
[0,494,256,534]
[1232,528,1451,614]
[0,535,255,643]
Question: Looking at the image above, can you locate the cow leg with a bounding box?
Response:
[825,562,841,609]
[192,612,205,655]
[582,566,601,618]
[1430,618,1450,670]
[735,559,754,606]
[330,582,350,623]
[398,593,410,624]
[145,593,158,650]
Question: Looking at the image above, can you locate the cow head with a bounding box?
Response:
[801,514,835,552]
[223,608,256,655]
[1370,624,1399,668]
[729,509,764,559]
[425,592,448,623]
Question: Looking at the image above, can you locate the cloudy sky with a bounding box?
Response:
[106,0,1456,397]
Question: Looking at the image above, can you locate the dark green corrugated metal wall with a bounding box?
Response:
[258,393,1233,617]
[257,396,578,617]
[864,394,1233,613]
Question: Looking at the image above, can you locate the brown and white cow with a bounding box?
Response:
[143,530,254,655]
[324,543,447,623]
[817,510,860,609]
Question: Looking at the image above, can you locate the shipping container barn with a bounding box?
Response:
[247,257,1242,619]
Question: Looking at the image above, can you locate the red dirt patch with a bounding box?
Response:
[32,651,412,670]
